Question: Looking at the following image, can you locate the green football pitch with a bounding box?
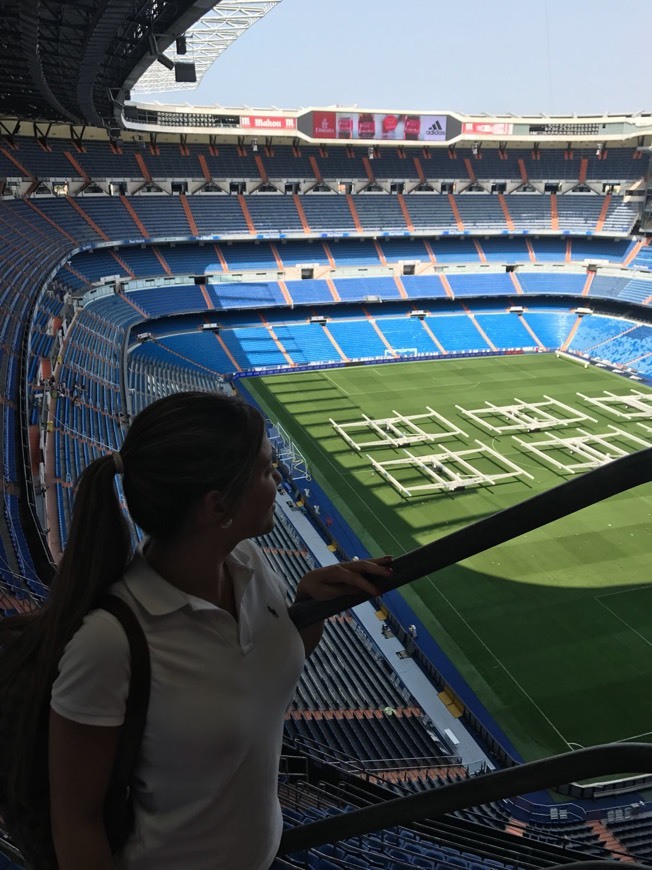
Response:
[244,354,652,763]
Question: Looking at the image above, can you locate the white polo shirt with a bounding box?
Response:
[51,539,305,870]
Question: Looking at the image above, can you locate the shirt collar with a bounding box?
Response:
[123,540,255,617]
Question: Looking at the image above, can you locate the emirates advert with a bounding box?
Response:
[312,110,338,139]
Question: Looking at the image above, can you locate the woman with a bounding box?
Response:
[47,391,391,869]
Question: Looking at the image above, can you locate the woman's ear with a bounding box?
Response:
[196,489,229,528]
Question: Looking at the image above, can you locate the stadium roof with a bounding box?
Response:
[0,0,215,127]
[132,1,282,94]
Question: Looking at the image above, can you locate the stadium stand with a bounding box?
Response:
[1,172,649,596]
[568,315,638,356]
[132,333,236,376]
[2,114,652,868]
[517,273,587,296]
[277,769,617,868]
[187,196,250,235]
[101,302,648,377]
[447,273,515,297]
[300,196,357,232]
[6,5,652,864]
[473,313,538,349]
[57,234,650,289]
[257,515,455,769]
[333,277,400,301]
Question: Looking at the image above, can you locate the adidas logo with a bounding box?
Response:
[426,121,443,135]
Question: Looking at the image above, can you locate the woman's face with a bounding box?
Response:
[229,437,282,538]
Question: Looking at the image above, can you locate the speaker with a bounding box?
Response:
[175,62,196,83]
[176,36,187,54]
[157,54,175,71]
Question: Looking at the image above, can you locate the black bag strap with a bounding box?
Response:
[96,594,151,792]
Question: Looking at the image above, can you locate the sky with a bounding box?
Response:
[135,0,652,117]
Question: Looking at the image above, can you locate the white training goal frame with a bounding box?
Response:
[456,396,596,435]
[513,426,651,474]
[366,441,533,498]
[330,408,467,451]
[577,390,652,420]
[267,420,311,481]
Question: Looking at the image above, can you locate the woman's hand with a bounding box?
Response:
[293,556,393,657]
[295,555,393,604]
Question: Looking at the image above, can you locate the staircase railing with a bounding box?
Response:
[280,438,652,869]
[280,742,652,858]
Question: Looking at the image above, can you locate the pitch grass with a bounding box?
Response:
[244,355,652,763]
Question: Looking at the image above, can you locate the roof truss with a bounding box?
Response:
[133,1,282,93]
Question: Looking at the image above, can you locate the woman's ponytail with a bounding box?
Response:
[0,452,132,804]
[48,451,131,644]
[0,451,131,674]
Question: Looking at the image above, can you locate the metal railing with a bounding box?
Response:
[288,446,651,630]
[280,451,652,863]
[280,742,652,859]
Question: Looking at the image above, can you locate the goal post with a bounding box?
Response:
[266,419,311,481]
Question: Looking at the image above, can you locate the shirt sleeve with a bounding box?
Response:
[51,609,131,727]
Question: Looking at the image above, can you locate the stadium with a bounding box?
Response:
[0,0,651,867]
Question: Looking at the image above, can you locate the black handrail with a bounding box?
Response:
[0,837,24,865]
[279,742,652,852]
[289,445,652,629]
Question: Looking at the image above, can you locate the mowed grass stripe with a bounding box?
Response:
[246,355,652,761]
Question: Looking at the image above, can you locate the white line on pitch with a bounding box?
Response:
[424,575,573,750]
[596,584,652,601]
[322,372,350,396]
[595,597,652,649]
[291,406,572,750]
[615,731,652,743]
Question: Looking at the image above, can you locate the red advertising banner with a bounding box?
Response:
[462,121,514,136]
[240,115,297,131]
[312,110,337,139]
[331,112,448,141]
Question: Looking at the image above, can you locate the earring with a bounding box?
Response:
[220,518,233,529]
